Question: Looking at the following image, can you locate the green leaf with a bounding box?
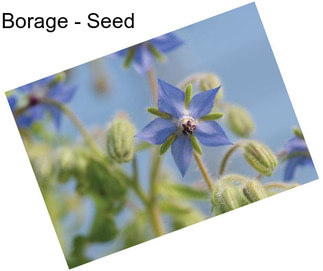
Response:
[122,212,152,249]
[200,112,224,121]
[160,201,193,215]
[67,235,90,268]
[160,134,177,155]
[87,197,119,243]
[158,181,209,201]
[163,202,205,230]
[86,157,127,199]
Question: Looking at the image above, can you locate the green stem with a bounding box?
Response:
[193,152,213,191]
[145,68,165,236]
[264,183,298,190]
[131,156,149,205]
[15,99,102,156]
[219,143,241,176]
[147,68,158,105]
[148,147,165,236]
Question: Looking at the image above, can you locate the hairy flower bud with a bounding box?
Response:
[242,140,277,176]
[227,105,255,137]
[243,180,267,202]
[199,74,223,101]
[211,182,249,214]
[107,116,135,163]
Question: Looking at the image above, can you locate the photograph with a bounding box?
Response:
[5,3,317,268]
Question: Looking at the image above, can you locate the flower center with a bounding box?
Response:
[178,116,197,136]
[29,94,40,106]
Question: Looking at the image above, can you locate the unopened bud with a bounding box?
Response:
[199,74,223,101]
[107,115,135,163]
[211,183,248,214]
[227,105,255,138]
[243,180,267,202]
[243,140,277,176]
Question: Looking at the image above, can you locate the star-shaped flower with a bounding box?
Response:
[116,33,183,74]
[136,79,232,176]
[282,133,314,181]
[9,75,77,128]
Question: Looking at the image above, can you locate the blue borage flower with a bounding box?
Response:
[116,33,183,74]
[9,75,77,128]
[282,136,314,181]
[136,79,232,176]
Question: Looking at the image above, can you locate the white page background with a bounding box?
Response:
[0,0,322,270]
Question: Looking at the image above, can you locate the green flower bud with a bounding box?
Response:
[211,182,248,214]
[227,105,255,138]
[219,174,248,185]
[107,115,135,163]
[242,140,277,176]
[199,74,223,101]
[243,180,267,202]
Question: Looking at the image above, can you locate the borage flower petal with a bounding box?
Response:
[171,135,193,176]
[282,134,314,181]
[150,33,183,53]
[284,156,306,181]
[8,96,17,111]
[135,118,176,145]
[188,87,220,119]
[133,45,155,74]
[48,83,77,103]
[47,105,62,128]
[136,79,231,177]
[195,121,232,146]
[157,79,185,118]
[115,34,183,74]
[29,105,45,120]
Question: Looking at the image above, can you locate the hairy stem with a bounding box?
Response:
[264,183,298,190]
[132,154,164,237]
[14,99,102,156]
[146,68,165,236]
[148,147,165,236]
[131,156,149,205]
[193,152,213,191]
[219,143,241,176]
[147,68,158,104]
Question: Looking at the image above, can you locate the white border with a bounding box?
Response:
[0,1,322,270]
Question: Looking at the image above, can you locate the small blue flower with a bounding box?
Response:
[282,136,314,181]
[136,79,232,176]
[11,75,77,128]
[116,33,183,74]
[8,96,17,111]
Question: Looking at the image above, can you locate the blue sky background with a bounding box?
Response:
[27,3,318,259]
[63,3,317,185]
